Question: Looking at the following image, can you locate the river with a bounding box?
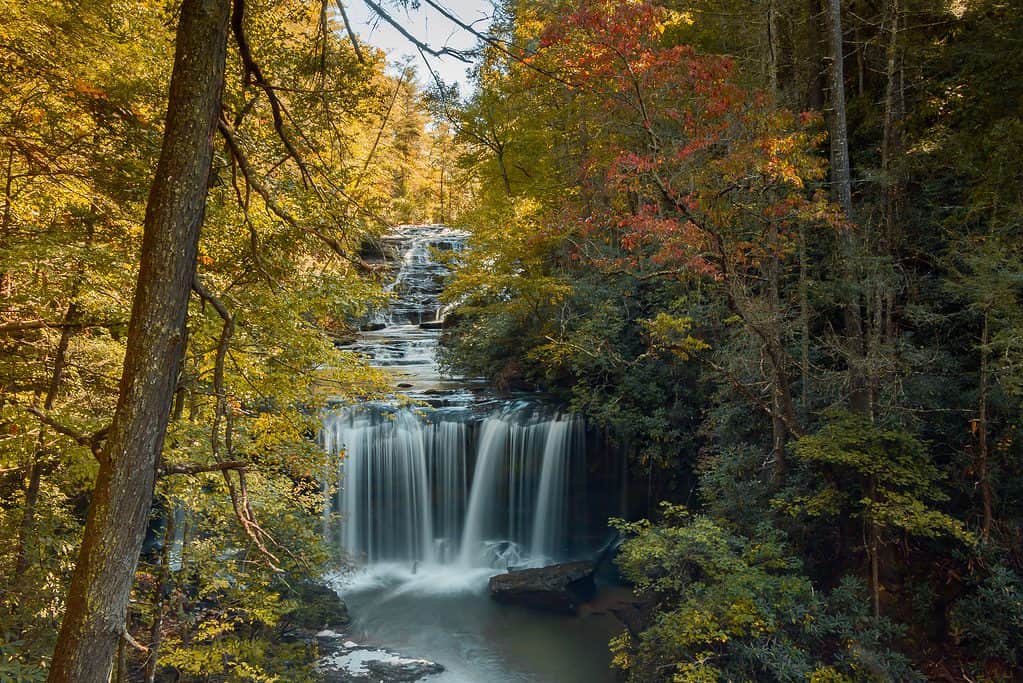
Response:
[321,225,621,682]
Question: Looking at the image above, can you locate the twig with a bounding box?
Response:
[218,119,379,272]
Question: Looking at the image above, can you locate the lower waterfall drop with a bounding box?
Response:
[324,404,587,569]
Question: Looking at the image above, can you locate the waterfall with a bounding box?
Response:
[324,408,437,563]
[457,415,511,566]
[530,417,579,561]
[324,404,584,568]
[324,225,597,570]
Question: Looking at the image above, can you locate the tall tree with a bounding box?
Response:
[47,0,230,678]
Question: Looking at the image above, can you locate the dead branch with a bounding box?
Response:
[333,0,366,64]
[158,460,248,477]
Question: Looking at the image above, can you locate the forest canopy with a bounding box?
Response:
[2,0,1023,680]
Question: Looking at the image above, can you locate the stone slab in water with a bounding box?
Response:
[317,631,444,682]
[488,561,596,614]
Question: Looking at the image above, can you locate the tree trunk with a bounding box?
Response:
[799,226,810,418]
[880,0,902,252]
[824,0,868,414]
[978,310,993,540]
[46,0,230,680]
[825,0,852,214]
[14,302,77,581]
[766,222,789,473]
[766,0,780,97]
[868,477,881,618]
[0,146,15,300]
[144,511,176,683]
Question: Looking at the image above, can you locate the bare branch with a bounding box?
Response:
[25,406,108,463]
[158,460,248,477]
[360,0,472,61]
[121,627,149,654]
[218,119,379,272]
[0,318,125,336]
[702,358,803,439]
[333,0,366,64]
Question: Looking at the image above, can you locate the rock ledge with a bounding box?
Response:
[488,560,596,614]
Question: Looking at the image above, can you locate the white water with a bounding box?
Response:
[321,225,614,682]
[323,404,583,568]
[325,225,588,570]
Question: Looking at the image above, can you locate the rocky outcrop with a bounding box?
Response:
[283,581,350,631]
[488,561,596,614]
[317,631,444,682]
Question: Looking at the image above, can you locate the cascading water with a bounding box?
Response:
[324,404,583,567]
[320,225,617,683]
[323,225,591,568]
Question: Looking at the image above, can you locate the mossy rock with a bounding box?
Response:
[284,581,350,630]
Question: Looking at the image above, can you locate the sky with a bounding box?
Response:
[339,0,496,90]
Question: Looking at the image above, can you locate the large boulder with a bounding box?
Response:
[488,561,596,614]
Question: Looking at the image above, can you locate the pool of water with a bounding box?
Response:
[328,564,620,682]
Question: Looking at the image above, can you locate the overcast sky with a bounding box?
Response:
[339,0,495,90]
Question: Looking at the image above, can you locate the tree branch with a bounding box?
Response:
[0,318,125,336]
[25,407,108,463]
[333,0,366,64]
[231,0,314,187]
[360,0,472,61]
[158,460,248,477]
[217,119,378,272]
[701,358,803,438]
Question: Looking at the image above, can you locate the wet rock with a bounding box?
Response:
[317,632,444,682]
[488,560,596,614]
[397,382,414,389]
[360,322,387,332]
[418,320,445,330]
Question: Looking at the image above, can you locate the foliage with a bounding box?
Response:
[781,413,973,544]
[0,0,459,676]
[949,565,1023,669]
[436,0,1023,676]
[611,505,918,682]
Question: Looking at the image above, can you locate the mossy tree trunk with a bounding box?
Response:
[46,0,230,679]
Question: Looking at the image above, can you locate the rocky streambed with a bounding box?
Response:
[317,631,445,683]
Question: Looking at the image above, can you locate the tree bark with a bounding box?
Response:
[978,310,993,540]
[825,0,852,214]
[824,0,869,414]
[1,147,14,300]
[799,226,810,418]
[880,0,902,251]
[46,0,230,680]
[144,511,176,683]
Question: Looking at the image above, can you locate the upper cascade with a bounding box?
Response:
[341,224,471,403]
[324,225,605,570]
